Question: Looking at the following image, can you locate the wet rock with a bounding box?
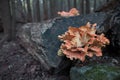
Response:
[17,12,107,70]
[70,64,120,80]
[17,20,58,70]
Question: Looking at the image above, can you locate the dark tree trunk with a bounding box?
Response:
[36,0,40,22]
[70,0,74,9]
[43,0,48,20]
[32,0,37,22]
[74,0,77,8]
[50,0,55,18]
[76,0,81,10]
[0,0,12,41]
[11,0,16,40]
[15,0,26,23]
[94,0,97,11]
[39,0,44,21]
[26,0,32,22]
[46,0,51,19]
[86,0,90,14]
[68,0,71,10]
[22,0,27,22]
[81,0,84,14]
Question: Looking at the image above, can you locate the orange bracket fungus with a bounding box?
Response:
[58,22,110,62]
[58,8,80,17]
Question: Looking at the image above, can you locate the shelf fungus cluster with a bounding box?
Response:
[58,8,80,17]
[58,22,110,61]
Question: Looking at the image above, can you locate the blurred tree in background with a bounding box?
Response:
[13,0,110,22]
[0,0,110,41]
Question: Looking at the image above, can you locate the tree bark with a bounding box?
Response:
[86,0,90,14]
[94,0,97,11]
[74,0,77,8]
[46,0,51,19]
[36,0,40,22]
[39,0,44,21]
[16,0,26,23]
[50,0,55,18]
[43,0,48,20]
[11,0,16,40]
[81,0,84,14]
[26,0,32,22]
[32,0,37,22]
[0,0,12,40]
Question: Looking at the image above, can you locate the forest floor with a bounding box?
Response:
[0,41,120,80]
[0,41,52,80]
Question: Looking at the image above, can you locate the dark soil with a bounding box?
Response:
[0,41,50,80]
